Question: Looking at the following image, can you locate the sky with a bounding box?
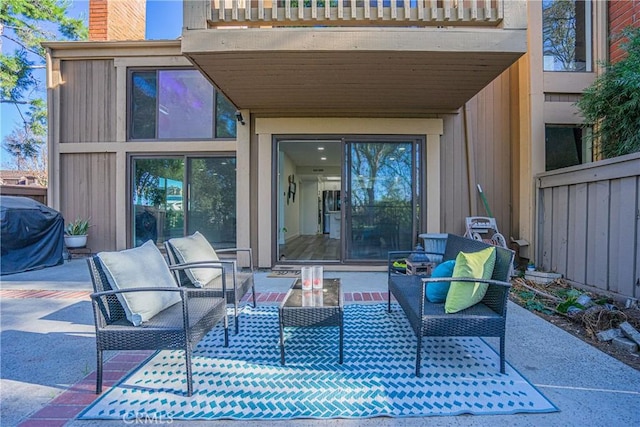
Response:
[0,0,184,167]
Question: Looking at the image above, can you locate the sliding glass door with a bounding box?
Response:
[344,139,421,261]
[131,155,236,249]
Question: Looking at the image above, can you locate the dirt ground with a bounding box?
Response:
[509,277,640,371]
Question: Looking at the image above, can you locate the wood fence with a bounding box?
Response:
[536,152,640,301]
[0,185,48,205]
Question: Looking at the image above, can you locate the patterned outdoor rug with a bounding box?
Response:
[79,304,557,420]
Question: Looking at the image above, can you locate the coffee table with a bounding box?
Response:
[279,278,343,365]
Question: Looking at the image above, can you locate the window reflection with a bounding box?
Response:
[543,0,592,72]
[129,69,236,140]
[348,142,414,259]
[132,156,237,248]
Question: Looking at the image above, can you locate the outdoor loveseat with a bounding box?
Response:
[87,241,229,396]
[164,231,256,334]
[388,233,515,376]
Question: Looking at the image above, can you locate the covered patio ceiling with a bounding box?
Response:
[182,28,527,115]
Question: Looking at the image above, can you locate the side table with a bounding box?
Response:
[279,278,343,365]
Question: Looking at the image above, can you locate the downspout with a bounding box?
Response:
[463,103,478,217]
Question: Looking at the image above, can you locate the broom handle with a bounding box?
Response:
[477,184,494,218]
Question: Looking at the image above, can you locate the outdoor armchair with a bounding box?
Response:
[164,231,256,334]
[388,234,514,376]
[87,242,229,397]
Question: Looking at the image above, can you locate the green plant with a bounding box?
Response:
[576,26,640,159]
[65,217,91,235]
[556,296,585,314]
[514,290,554,315]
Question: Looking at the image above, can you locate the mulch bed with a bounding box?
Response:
[509,277,640,371]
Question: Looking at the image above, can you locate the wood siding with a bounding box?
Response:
[537,153,640,300]
[439,70,513,239]
[59,153,117,253]
[59,60,116,143]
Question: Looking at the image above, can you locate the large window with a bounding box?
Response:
[132,156,237,248]
[543,0,592,72]
[129,69,237,140]
[545,125,592,171]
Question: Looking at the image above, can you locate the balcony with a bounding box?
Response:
[182,0,527,115]
[206,1,506,28]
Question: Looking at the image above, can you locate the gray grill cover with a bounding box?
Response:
[1,196,64,275]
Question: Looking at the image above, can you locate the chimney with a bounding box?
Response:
[89,0,146,41]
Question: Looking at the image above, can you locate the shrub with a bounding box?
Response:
[576,26,640,159]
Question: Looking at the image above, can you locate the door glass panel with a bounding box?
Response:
[187,157,237,248]
[132,158,184,247]
[132,156,237,248]
[346,141,414,260]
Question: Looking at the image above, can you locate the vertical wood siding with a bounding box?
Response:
[439,70,513,239]
[59,60,116,143]
[538,154,640,300]
[59,153,117,253]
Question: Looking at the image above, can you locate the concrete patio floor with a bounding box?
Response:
[1,258,639,426]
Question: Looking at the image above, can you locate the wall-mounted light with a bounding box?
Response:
[235,111,245,125]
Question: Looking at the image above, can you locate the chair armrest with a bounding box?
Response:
[90,287,188,329]
[216,248,254,270]
[168,261,234,294]
[421,277,512,287]
[420,277,511,314]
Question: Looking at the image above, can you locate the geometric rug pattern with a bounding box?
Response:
[79,304,557,420]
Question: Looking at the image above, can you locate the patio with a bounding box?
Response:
[1,259,639,426]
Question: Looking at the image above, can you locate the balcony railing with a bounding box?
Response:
[209,0,504,27]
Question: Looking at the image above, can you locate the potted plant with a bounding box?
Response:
[64,217,91,248]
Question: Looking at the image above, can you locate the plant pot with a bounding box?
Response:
[64,235,87,248]
[524,270,562,285]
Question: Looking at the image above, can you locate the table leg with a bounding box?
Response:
[279,315,285,365]
[339,312,344,364]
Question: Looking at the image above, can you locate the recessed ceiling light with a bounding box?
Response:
[320,157,327,161]
[399,147,406,151]
[317,147,325,151]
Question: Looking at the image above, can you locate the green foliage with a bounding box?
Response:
[556,288,582,299]
[556,297,585,314]
[514,290,554,315]
[65,217,91,235]
[576,26,640,159]
[1,0,87,172]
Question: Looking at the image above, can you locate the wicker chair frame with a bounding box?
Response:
[87,256,229,397]
[388,234,515,376]
[164,243,256,335]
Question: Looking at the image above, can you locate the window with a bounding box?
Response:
[545,125,592,171]
[543,0,592,72]
[132,156,237,248]
[129,69,237,140]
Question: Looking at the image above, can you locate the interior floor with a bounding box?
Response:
[279,234,340,262]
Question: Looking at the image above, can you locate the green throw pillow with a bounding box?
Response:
[426,260,456,303]
[444,246,496,314]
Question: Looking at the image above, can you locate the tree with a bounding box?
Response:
[1,0,87,182]
[576,26,640,159]
[543,0,579,71]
